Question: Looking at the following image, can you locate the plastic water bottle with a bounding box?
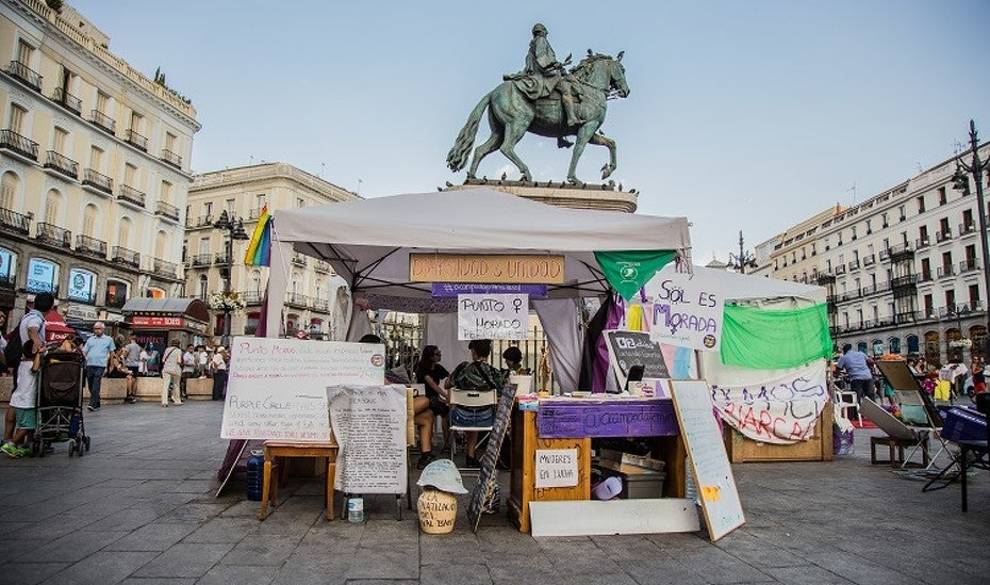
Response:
[246,450,264,502]
[347,497,365,523]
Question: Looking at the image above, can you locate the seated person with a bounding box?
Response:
[501,346,531,378]
[105,347,133,379]
[413,345,449,469]
[445,339,505,467]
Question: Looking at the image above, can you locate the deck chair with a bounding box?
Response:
[448,387,497,475]
[862,398,931,468]
[875,361,951,470]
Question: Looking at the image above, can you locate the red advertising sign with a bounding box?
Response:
[130,315,184,328]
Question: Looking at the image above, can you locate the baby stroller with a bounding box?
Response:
[33,350,90,457]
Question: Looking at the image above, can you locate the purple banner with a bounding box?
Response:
[431,282,548,298]
[537,399,680,438]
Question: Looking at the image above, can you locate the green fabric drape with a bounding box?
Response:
[594,250,677,301]
[720,302,832,369]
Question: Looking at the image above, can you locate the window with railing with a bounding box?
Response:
[0,128,39,160]
[8,59,42,90]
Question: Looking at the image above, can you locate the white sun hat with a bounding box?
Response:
[416,458,468,494]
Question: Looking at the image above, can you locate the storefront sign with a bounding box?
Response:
[410,253,565,284]
[457,293,528,340]
[66,268,95,302]
[65,304,98,321]
[537,399,679,438]
[431,282,548,298]
[26,258,57,293]
[535,448,579,488]
[130,315,184,328]
[220,337,384,440]
[644,265,724,352]
[327,384,407,494]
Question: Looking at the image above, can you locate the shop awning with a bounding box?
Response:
[122,297,210,332]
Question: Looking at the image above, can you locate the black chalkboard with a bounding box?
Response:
[605,330,670,383]
[467,383,517,532]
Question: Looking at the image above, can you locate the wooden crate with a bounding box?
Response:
[723,407,833,463]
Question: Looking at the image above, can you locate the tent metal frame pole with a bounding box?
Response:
[354,247,403,288]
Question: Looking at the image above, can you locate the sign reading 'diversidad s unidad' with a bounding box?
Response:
[220,337,384,441]
[457,293,528,340]
[535,449,579,488]
[410,253,565,284]
[644,265,724,352]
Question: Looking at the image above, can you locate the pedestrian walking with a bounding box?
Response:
[83,322,115,412]
[211,346,228,400]
[160,339,183,407]
[122,334,142,403]
[180,344,195,400]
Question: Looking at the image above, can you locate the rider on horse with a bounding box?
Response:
[504,23,580,127]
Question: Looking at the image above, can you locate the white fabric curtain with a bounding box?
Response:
[533,298,583,393]
[424,313,470,376]
[264,240,293,338]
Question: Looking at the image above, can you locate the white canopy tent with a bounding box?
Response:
[264,187,691,336]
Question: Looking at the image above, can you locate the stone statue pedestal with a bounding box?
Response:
[445,178,638,214]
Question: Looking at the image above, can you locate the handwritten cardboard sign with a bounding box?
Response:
[537,398,679,438]
[220,337,384,441]
[535,449,579,488]
[327,384,408,494]
[669,380,745,541]
[604,330,670,388]
[410,253,565,284]
[644,265,724,352]
[457,293,529,340]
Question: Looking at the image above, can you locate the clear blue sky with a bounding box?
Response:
[74,0,990,261]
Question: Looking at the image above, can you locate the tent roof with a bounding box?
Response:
[689,265,826,304]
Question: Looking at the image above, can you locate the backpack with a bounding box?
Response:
[3,326,22,366]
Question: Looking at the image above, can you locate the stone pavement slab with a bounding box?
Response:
[0,401,986,585]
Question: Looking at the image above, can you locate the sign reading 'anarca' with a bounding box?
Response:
[409,253,565,284]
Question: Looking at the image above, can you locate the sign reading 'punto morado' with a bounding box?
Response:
[409,253,565,284]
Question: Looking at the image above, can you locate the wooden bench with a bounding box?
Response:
[870,435,930,468]
[258,440,338,521]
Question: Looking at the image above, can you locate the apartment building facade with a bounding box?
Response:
[754,145,990,366]
[0,0,199,326]
[185,163,360,338]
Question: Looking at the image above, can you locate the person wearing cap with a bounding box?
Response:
[82,321,116,412]
[211,346,228,400]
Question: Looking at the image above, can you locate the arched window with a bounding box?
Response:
[251,269,261,294]
[67,268,97,303]
[969,325,986,361]
[0,246,17,287]
[946,328,963,363]
[888,337,901,354]
[105,279,129,309]
[198,274,208,299]
[26,257,59,293]
[857,341,868,354]
[924,331,940,365]
[82,204,98,237]
[871,339,884,357]
[44,188,61,224]
[146,287,165,299]
[1,171,20,209]
[906,334,920,354]
[118,216,132,248]
[154,230,167,259]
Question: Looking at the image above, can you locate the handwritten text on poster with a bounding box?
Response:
[644,265,724,352]
[457,293,528,340]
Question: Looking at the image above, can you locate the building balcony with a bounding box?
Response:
[863,254,876,267]
[0,129,39,160]
[118,184,146,207]
[0,206,30,236]
[214,252,231,265]
[291,253,307,267]
[187,214,214,228]
[160,148,182,169]
[314,260,332,273]
[248,207,265,220]
[50,87,81,115]
[90,110,115,134]
[847,260,860,271]
[895,312,921,324]
[7,60,41,91]
[240,290,264,305]
[152,258,177,279]
[35,222,72,247]
[838,288,860,302]
[126,129,148,151]
[834,264,847,275]
[75,234,107,259]
[959,259,980,274]
[937,266,956,279]
[888,243,914,261]
[879,248,890,261]
[312,297,330,312]
[111,246,141,269]
[959,222,977,237]
[44,150,79,180]
[936,228,953,243]
[891,274,919,288]
[155,200,180,221]
[286,292,310,308]
[919,271,933,283]
[938,305,977,319]
[188,253,211,267]
[915,238,931,250]
[83,168,113,194]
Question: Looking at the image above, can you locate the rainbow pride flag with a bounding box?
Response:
[243,206,272,266]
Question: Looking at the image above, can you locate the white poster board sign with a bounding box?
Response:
[644,265,724,351]
[220,337,384,440]
[327,384,408,494]
[535,448,579,488]
[457,293,528,340]
[669,380,745,541]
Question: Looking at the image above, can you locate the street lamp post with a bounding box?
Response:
[950,119,990,359]
[213,210,249,345]
[728,231,757,274]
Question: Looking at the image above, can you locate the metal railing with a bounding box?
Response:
[160,148,182,168]
[240,290,264,305]
[959,222,977,236]
[863,254,876,266]
[83,168,113,194]
[152,258,177,278]
[879,248,890,261]
[937,265,956,279]
[888,243,913,257]
[75,234,107,259]
[155,200,179,220]
[936,228,953,242]
[44,150,79,179]
[834,264,847,275]
[214,252,231,265]
[0,207,30,235]
[118,184,146,207]
[187,214,213,228]
[959,259,979,273]
[919,271,933,283]
[126,129,148,151]
[90,109,115,133]
[35,222,71,247]
[286,292,310,308]
[312,297,330,312]
[111,246,140,268]
[895,312,921,324]
[891,274,919,287]
[51,87,81,114]
[7,60,41,90]
[188,253,212,267]
[0,129,39,160]
[915,237,931,250]
[847,260,860,271]
[314,260,332,273]
[291,253,307,267]
[249,207,264,219]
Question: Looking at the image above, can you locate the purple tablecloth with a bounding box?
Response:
[536,398,680,438]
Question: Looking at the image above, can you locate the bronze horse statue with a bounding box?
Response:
[447,51,630,184]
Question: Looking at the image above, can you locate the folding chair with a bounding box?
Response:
[876,361,952,471]
[862,398,931,468]
[448,387,496,475]
[833,382,862,426]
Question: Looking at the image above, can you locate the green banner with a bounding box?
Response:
[594,250,677,301]
[720,303,832,370]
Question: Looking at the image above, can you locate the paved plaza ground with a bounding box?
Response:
[0,401,986,585]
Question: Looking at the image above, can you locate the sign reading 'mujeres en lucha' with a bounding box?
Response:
[410,253,565,284]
